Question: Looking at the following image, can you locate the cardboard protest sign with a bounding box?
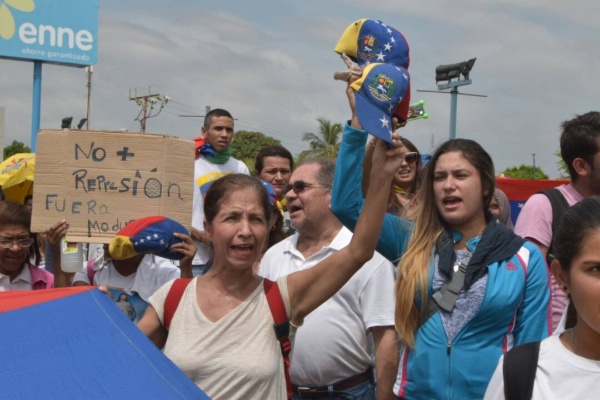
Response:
[31,130,194,243]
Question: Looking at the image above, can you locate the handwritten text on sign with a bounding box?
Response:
[31,130,194,243]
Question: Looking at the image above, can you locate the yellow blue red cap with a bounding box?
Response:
[109,216,189,260]
[335,19,410,68]
[350,63,410,143]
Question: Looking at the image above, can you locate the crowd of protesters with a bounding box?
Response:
[2,19,600,400]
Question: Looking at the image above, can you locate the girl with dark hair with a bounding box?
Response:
[485,196,600,399]
[332,79,550,399]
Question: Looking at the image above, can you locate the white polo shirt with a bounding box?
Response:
[259,226,395,386]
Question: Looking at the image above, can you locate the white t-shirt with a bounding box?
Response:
[485,334,600,400]
[192,156,249,265]
[149,277,291,400]
[259,226,395,386]
[73,254,180,322]
[74,254,180,301]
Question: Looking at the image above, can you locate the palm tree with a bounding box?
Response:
[298,118,343,161]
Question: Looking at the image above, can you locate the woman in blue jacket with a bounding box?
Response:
[332,83,550,399]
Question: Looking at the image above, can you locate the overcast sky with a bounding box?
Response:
[1,0,599,177]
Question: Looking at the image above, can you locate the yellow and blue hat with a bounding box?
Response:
[350,63,410,143]
[109,216,189,260]
[260,180,285,216]
[335,19,410,68]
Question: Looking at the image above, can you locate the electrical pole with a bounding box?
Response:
[85,66,93,130]
[129,86,169,132]
[140,96,149,132]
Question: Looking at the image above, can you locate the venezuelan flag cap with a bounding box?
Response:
[109,216,189,260]
[350,63,410,143]
[260,180,277,207]
[334,19,410,69]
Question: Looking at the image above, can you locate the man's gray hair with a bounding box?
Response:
[297,158,335,187]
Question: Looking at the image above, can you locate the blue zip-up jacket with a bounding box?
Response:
[332,123,550,399]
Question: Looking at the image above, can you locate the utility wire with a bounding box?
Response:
[162,97,307,147]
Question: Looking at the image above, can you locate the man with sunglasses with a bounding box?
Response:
[259,159,398,400]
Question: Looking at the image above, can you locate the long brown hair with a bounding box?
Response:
[388,137,422,218]
[395,136,422,195]
[395,139,495,347]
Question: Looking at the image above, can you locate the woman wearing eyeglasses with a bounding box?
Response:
[0,201,54,291]
[362,136,422,220]
[332,78,550,399]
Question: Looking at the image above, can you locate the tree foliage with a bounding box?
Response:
[298,118,342,162]
[501,164,549,180]
[230,131,281,166]
[554,150,570,179]
[3,140,31,160]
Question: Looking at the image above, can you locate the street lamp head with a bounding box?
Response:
[61,116,73,130]
[77,118,88,129]
[435,58,477,83]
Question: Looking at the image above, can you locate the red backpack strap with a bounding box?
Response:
[263,279,292,400]
[86,259,96,284]
[164,278,192,330]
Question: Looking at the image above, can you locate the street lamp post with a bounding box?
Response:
[435,58,477,140]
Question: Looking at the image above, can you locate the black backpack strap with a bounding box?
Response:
[419,255,472,327]
[539,188,569,263]
[432,255,471,312]
[503,341,541,400]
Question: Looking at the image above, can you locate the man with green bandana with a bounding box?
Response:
[191,109,249,275]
